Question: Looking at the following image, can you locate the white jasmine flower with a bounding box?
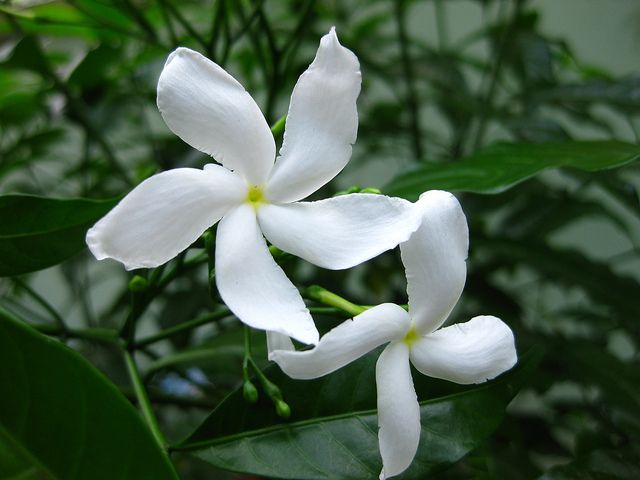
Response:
[86,29,420,345]
[270,190,518,478]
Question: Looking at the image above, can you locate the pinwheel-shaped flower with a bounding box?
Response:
[86,29,420,345]
[270,191,518,479]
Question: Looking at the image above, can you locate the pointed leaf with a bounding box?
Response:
[0,309,178,480]
[0,194,117,276]
[386,141,640,200]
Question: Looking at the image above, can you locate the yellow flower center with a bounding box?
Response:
[403,326,419,347]
[246,185,265,207]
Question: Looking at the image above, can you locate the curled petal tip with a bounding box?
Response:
[163,46,196,68]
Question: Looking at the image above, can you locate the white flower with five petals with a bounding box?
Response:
[86,29,420,345]
[270,190,518,479]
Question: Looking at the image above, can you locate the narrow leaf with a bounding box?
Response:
[385,141,640,200]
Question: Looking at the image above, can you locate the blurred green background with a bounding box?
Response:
[1,1,639,479]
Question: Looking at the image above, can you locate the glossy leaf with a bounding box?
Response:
[385,141,640,200]
[0,194,117,276]
[178,349,541,479]
[0,309,178,479]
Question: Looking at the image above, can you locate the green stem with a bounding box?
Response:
[434,0,448,50]
[12,278,68,333]
[257,6,280,123]
[134,308,231,348]
[35,324,119,344]
[159,0,209,53]
[243,325,252,378]
[304,285,367,317]
[120,253,207,344]
[4,17,132,185]
[394,0,424,160]
[119,0,158,43]
[119,386,216,410]
[308,306,351,317]
[471,0,521,151]
[124,350,167,450]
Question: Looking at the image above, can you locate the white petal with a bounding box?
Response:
[376,342,421,480]
[157,48,275,185]
[410,315,517,385]
[258,194,421,270]
[400,190,469,334]
[269,303,410,379]
[266,331,294,354]
[215,204,318,345]
[265,28,361,203]
[86,166,245,270]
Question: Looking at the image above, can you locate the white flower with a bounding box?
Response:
[270,190,518,479]
[85,29,421,345]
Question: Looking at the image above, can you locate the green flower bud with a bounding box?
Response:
[275,399,291,419]
[262,379,283,401]
[128,275,148,292]
[243,381,259,403]
[360,187,382,194]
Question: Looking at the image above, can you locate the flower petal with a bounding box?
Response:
[266,331,294,354]
[265,28,361,203]
[157,47,275,185]
[409,315,517,385]
[215,204,318,345]
[258,194,421,270]
[269,303,410,379]
[86,166,245,270]
[376,342,421,480]
[400,190,469,334]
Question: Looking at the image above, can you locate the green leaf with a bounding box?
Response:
[0,194,117,276]
[385,141,640,200]
[0,309,178,480]
[534,75,640,111]
[177,348,541,480]
[539,445,640,480]
[2,36,51,77]
[68,44,121,89]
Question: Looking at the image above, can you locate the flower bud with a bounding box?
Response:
[243,381,259,403]
[128,275,148,292]
[275,399,291,419]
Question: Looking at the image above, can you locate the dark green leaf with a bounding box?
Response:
[68,44,121,89]
[177,349,541,480]
[534,75,640,111]
[3,36,50,75]
[0,308,178,480]
[0,194,117,276]
[539,445,640,480]
[385,142,640,200]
